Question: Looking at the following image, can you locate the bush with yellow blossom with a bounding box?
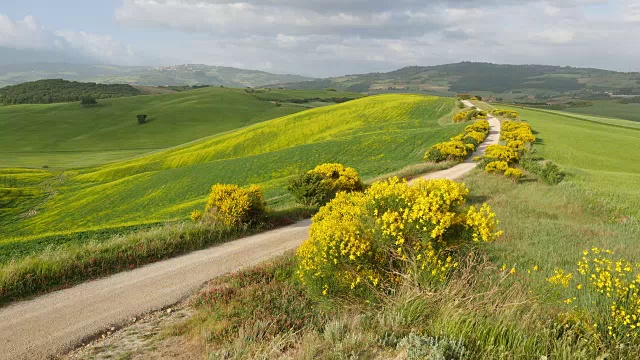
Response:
[296,177,502,298]
[193,183,265,227]
[425,120,490,162]
[490,109,520,119]
[452,109,488,123]
[545,247,640,345]
[287,163,364,208]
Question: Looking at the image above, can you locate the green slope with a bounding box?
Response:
[3,94,461,240]
[0,87,316,168]
[560,100,640,123]
[497,105,640,217]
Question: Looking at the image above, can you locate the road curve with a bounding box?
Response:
[0,100,500,360]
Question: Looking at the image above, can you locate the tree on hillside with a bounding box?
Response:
[80,95,97,107]
[137,114,148,124]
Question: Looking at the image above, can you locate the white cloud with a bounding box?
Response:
[0,13,140,65]
[54,30,136,64]
[111,0,640,76]
[529,30,576,44]
[0,14,51,49]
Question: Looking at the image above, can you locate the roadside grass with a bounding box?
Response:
[153,252,603,359]
[489,104,640,219]
[0,206,313,304]
[3,94,461,240]
[0,87,317,168]
[115,171,639,359]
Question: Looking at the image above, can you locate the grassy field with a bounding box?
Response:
[561,99,640,122]
[1,94,460,257]
[481,103,640,219]
[0,87,316,168]
[74,101,640,359]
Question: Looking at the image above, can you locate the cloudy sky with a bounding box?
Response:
[1,0,639,77]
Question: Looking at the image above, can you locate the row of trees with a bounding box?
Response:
[0,79,141,105]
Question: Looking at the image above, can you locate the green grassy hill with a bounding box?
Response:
[489,104,640,218]
[0,87,335,168]
[0,62,313,88]
[284,62,640,100]
[2,94,460,241]
[559,99,640,123]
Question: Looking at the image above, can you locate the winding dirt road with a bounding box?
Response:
[0,100,500,360]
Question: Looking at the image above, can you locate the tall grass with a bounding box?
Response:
[0,207,312,304]
[162,253,616,359]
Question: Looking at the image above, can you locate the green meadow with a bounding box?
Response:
[1,94,461,259]
[484,104,640,218]
[561,99,640,123]
[0,87,341,168]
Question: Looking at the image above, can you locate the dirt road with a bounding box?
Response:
[0,101,500,359]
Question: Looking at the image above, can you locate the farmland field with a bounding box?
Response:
[485,104,640,218]
[0,87,338,168]
[1,94,460,261]
[560,99,640,122]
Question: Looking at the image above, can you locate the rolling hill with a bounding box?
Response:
[0,79,142,105]
[0,62,313,88]
[1,94,461,241]
[482,103,640,218]
[283,62,640,100]
[0,87,360,168]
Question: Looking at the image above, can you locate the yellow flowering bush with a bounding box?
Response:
[308,163,364,193]
[425,120,490,162]
[485,161,509,174]
[504,167,523,182]
[546,248,640,343]
[490,109,519,119]
[199,183,266,226]
[453,109,488,123]
[483,145,520,163]
[501,121,535,144]
[464,130,487,144]
[297,177,502,298]
[288,163,364,208]
[465,120,490,133]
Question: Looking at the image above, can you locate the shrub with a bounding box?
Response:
[425,141,471,162]
[507,140,525,151]
[485,161,509,174]
[202,184,266,226]
[464,130,487,144]
[287,172,334,208]
[288,163,364,208]
[490,109,519,119]
[137,114,148,124]
[547,248,640,345]
[80,95,97,107]
[452,109,488,123]
[310,163,364,193]
[504,167,523,182]
[540,161,564,185]
[501,121,535,143]
[465,120,490,133]
[398,333,468,360]
[482,144,520,164]
[426,120,491,163]
[296,177,502,298]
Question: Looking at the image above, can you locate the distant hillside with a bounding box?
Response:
[0,63,313,88]
[282,62,640,101]
[0,79,142,105]
[0,87,357,168]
